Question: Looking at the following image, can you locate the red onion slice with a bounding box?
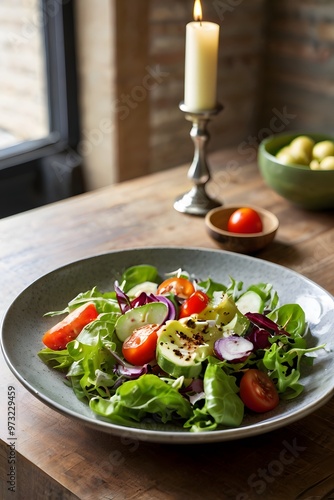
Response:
[114,283,177,321]
[114,363,148,379]
[214,335,254,363]
[115,283,132,313]
[107,346,148,384]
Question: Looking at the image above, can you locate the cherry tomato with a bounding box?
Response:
[157,277,195,299]
[42,302,99,350]
[239,369,279,413]
[122,324,159,365]
[179,291,210,318]
[227,208,263,234]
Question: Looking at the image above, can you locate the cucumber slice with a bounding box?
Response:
[115,302,167,342]
[236,290,264,315]
[157,333,202,379]
[126,281,158,297]
[156,319,220,378]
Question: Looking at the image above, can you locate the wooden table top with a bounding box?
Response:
[1,149,333,500]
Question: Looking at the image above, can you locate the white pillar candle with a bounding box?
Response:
[184,1,220,111]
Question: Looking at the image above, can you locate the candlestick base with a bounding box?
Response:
[174,102,223,216]
[174,185,220,216]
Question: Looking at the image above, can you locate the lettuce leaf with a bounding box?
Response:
[44,286,120,317]
[261,340,324,399]
[120,265,160,292]
[184,363,244,432]
[38,347,73,370]
[203,363,244,426]
[268,303,306,337]
[197,277,226,297]
[65,312,120,398]
[90,374,192,425]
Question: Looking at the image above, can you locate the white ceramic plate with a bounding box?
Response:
[1,247,333,443]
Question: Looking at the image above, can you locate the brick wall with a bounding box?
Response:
[260,0,334,136]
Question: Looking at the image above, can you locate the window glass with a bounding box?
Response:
[0,0,49,150]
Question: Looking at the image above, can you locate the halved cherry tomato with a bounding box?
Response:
[239,368,279,413]
[227,207,263,234]
[42,302,99,350]
[179,291,210,318]
[122,324,159,365]
[157,277,195,299]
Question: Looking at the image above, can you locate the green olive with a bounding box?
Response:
[276,146,290,157]
[276,147,297,165]
[276,146,290,159]
[312,141,334,161]
[309,159,321,170]
[290,151,310,166]
[319,156,334,170]
[290,136,314,162]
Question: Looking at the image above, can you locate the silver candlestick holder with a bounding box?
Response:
[174,102,223,216]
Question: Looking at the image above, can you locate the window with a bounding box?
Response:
[0,0,83,218]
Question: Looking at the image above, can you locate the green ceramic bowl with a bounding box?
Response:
[258,132,334,210]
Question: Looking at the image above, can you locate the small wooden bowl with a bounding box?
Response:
[205,205,279,254]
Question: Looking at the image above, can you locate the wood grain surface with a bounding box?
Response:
[0,149,333,500]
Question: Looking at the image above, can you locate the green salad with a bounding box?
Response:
[38,264,324,432]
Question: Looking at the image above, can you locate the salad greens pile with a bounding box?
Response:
[38,264,324,432]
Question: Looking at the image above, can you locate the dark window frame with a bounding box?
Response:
[0,0,83,217]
